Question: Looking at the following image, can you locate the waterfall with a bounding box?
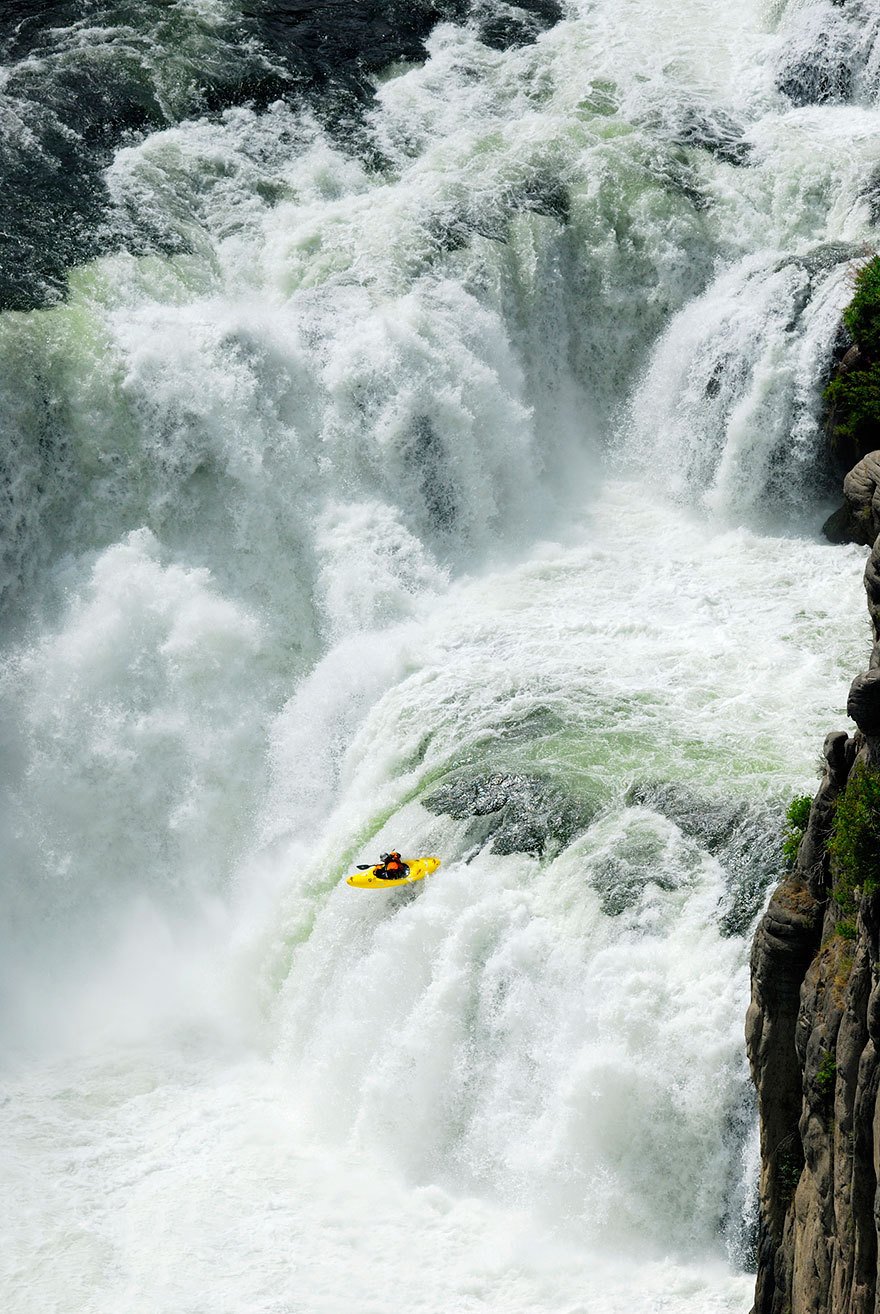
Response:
[2,1,877,1310]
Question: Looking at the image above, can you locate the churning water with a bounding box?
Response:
[2,1,879,1310]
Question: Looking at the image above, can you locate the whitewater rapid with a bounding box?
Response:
[3,0,880,1311]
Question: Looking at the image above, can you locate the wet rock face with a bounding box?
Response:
[774,1,869,112]
[423,771,592,856]
[663,105,750,165]
[468,0,562,50]
[428,770,787,927]
[777,46,853,108]
[585,837,680,916]
[252,0,465,93]
[627,780,783,936]
[253,0,562,78]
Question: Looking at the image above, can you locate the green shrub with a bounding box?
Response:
[815,1051,837,1098]
[824,361,880,455]
[775,1143,803,1203]
[828,764,880,918]
[823,256,880,461]
[844,257,880,356]
[782,793,813,866]
[837,919,858,941]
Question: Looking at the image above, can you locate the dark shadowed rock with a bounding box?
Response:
[823,452,880,547]
[468,0,562,50]
[823,503,857,544]
[251,0,562,84]
[777,41,853,108]
[848,669,880,736]
[250,0,465,95]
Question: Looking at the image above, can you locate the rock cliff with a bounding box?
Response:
[748,455,880,1314]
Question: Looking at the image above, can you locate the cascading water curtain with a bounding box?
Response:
[1,1,877,1311]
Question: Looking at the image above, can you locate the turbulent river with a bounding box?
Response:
[3,1,880,1310]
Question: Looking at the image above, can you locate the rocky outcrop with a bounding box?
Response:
[749,456,880,1314]
[824,451,880,547]
[627,780,782,935]
[423,771,593,856]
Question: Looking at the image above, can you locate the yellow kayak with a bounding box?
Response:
[347,856,441,889]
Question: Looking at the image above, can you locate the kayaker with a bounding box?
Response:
[375,851,410,880]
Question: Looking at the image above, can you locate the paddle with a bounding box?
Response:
[355,864,373,870]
